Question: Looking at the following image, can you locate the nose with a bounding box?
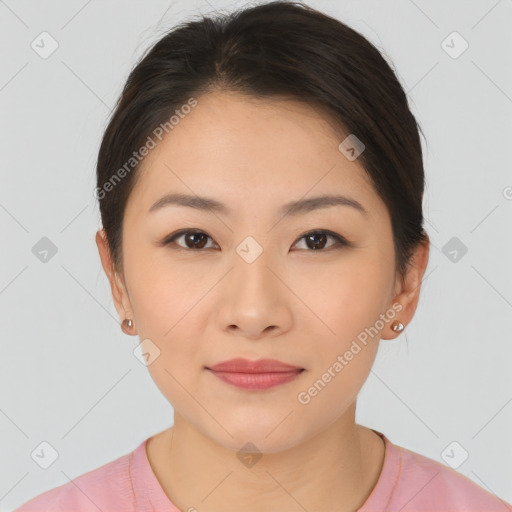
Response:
[215,250,294,340]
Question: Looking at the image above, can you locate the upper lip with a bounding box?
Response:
[206,358,304,373]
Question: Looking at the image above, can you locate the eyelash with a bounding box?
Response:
[161,229,349,252]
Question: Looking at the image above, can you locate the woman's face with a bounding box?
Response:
[98,91,420,453]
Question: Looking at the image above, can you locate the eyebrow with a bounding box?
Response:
[148,193,368,218]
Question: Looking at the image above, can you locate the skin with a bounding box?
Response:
[96,90,430,512]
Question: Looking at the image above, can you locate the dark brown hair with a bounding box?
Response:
[96,0,429,281]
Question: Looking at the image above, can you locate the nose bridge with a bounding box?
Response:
[232,233,278,298]
[227,213,294,294]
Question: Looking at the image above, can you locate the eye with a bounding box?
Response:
[292,230,348,251]
[162,229,349,251]
[163,229,217,250]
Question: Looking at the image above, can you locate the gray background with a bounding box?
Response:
[1,0,511,509]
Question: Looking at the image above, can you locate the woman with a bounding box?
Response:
[15,1,511,510]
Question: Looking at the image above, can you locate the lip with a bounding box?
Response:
[206,358,304,373]
[206,358,305,391]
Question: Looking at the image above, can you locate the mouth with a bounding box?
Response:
[205,359,305,391]
[206,367,305,391]
[206,369,304,390]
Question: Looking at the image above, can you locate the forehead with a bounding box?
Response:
[127,91,383,220]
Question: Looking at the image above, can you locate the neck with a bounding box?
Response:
[147,404,385,512]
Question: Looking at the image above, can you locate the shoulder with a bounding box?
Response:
[13,444,138,512]
[390,440,511,510]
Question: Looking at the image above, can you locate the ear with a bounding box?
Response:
[381,234,430,340]
[95,229,136,331]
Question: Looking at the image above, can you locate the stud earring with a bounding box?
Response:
[121,318,134,335]
[391,320,404,333]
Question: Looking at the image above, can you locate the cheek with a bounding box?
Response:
[126,249,211,337]
[129,267,208,410]
[294,253,392,399]
[295,252,393,342]
[124,266,211,409]
[295,265,386,417]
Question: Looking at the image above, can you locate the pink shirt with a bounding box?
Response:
[14,430,511,511]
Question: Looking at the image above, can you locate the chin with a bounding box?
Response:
[206,421,305,455]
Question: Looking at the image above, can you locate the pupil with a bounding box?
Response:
[308,233,326,250]
[187,232,207,249]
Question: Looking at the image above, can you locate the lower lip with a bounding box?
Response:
[207,369,304,390]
